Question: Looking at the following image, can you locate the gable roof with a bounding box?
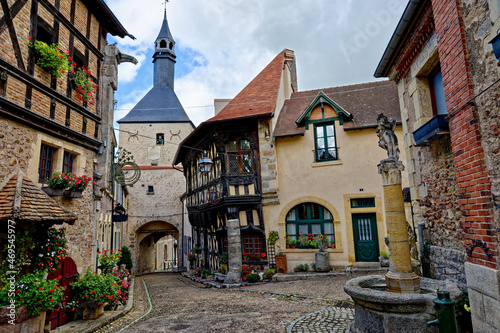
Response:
[207,50,286,123]
[117,85,193,125]
[274,81,400,137]
[296,92,352,125]
[0,171,77,223]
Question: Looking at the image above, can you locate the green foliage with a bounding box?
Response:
[70,268,120,311]
[117,246,133,270]
[200,269,210,278]
[68,174,92,192]
[293,263,309,272]
[46,171,71,189]
[247,273,261,283]
[29,40,71,78]
[267,231,279,245]
[97,249,121,267]
[310,262,316,271]
[73,67,98,104]
[0,270,65,317]
[264,268,275,279]
[31,227,68,272]
[379,251,389,259]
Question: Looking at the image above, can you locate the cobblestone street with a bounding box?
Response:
[97,272,374,333]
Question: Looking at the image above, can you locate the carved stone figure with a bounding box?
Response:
[376,113,400,161]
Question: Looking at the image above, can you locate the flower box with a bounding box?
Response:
[63,189,83,198]
[41,186,64,196]
[82,304,105,320]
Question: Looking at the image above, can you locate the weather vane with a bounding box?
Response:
[163,0,169,11]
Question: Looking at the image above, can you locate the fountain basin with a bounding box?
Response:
[344,275,463,333]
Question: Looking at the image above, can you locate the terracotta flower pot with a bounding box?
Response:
[242,275,247,282]
[82,304,105,320]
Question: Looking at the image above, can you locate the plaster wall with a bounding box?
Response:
[265,119,408,269]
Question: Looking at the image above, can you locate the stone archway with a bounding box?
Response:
[136,221,179,274]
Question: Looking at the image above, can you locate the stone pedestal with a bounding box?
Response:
[378,160,420,293]
[224,217,242,284]
[315,251,330,272]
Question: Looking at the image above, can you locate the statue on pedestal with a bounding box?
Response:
[376,113,399,162]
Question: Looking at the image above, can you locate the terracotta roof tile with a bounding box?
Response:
[0,171,77,223]
[207,50,286,122]
[274,81,400,137]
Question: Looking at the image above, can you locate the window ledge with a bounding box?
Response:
[312,160,343,168]
[283,248,342,253]
[413,115,449,146]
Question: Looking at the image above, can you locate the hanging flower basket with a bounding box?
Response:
[28,39,70,78]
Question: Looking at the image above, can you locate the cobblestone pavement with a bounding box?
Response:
[100,272,379,333]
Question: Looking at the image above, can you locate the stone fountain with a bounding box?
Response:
[344,114,462,333]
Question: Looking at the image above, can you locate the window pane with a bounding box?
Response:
[316,126,324,138]
[323,209,332,220]
[310,203,320,220]
[287,224,296,240]
[317,138,325,149]
[311,224,321,235]
[227,141,237,151]
[242,153,252,173]
[298,224,308,234]
[286,209,296,221]
[324,222,334,234]
[327,137,335,148]
[297,204,307,220]
[326,125,334,136]
[432,71,447,115]
[228,154,238,174]
[240,139,250,149]
[328,148,337,159]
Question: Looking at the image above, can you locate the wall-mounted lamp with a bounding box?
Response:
[489,30,500,65]
[198,150,213,174]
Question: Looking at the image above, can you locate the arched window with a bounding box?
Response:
[159,39,167,48]
[169,42,174,50]
[286,202,334,246]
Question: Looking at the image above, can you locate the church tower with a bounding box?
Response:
[117,9,194,274]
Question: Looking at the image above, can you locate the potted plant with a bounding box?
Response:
[97,249,122,273]
[285,233,291,248]
[289,239,296,249]
[241,265,252,281]
[317,233,328,249]
[330,238,336,249]
[264,268,275,280]
[69,268,120,319]
[28,39,71,78]
[247,273,261,283]
[379,251,389,267]
[187,253,197,268]
[315,234,330,272]
[218,253,228,273]
[71,67,98,104]
[42,171,71,196]
[64,174,92,197]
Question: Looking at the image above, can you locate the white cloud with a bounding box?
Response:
[105,0,407,126]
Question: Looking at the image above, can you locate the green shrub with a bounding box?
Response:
[70,268,120,313]
[293,263,309,272]
[264,268,276,279]
[247,273,261,283]
[380,251,389,259]
[117,246,133,270]
[310,262,316,271]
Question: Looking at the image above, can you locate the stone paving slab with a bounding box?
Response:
[286,307,354,333]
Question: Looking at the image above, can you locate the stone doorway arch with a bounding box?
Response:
[136,220,179,274]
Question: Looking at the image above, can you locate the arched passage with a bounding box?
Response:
[136,220,179,274]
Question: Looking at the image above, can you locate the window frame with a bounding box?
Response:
[226,138,253,175]
[313,122,338,162]
[242,233,264,255]
[286,202,335,246]
[428,65,447,116]
[38,144,56,183]
[156,133,164,145]
[62,151,76,174]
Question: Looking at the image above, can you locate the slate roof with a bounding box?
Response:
[207,50,286,122]
[274,81,400,137]
[117,85,192,124]
[0,171,77,223]
[157,10,174,41]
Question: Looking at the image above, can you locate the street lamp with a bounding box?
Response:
[198,150,213,174]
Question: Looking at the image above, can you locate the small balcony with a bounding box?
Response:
[412,115,449,146]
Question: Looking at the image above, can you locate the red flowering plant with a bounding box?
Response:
[97,249,122,268]
[0,269,65,317]
[28,38,71,78]
[243,252,267,261]
[297,232,318,248]
[68,174,92,192]
[69,268,120,313]
[31,227,68,273]
[72,67,98,104]
[241,265,252,276]
[46,171,72,190]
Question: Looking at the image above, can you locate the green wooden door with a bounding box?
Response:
[352,213,379,262]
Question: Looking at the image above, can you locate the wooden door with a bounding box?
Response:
[47,257,78,329]
[352,214,379,262]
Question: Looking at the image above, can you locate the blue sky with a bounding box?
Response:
[105,0,407,127]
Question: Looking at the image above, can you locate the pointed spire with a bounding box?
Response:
[153,7,176,88]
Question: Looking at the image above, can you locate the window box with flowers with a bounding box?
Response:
[63,174,92,198]
[297,232,318,249]
[42,171,71,196]
[28,39,71,79]
[70,67,98,105]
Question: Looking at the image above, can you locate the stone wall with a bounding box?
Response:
[430,245,467,289]
[258,118,279,205]
[0,118,35,178]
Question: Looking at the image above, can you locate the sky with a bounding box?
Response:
[105,0,407,128]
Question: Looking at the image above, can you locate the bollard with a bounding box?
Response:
[426,290,458,333]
